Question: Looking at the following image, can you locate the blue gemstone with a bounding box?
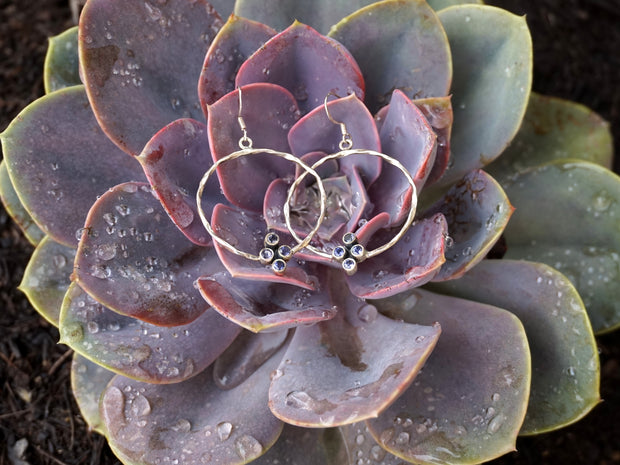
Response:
[272,258,287,274]
[332,246,347,261]
[265,232,280,247]
[342,232,357,246]
[350,244,365,259]
[259,248,275,264]
[342,257,357,275]
[278,245,292,259]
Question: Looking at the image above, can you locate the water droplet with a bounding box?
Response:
[355,433,365,445]
[96,243,117,261]
[285,390,312,409]
[131,395,151,417]
[91,264,111,279]
[234,435,262,460]
[370,444,386,461]
[116,204,131,217]
[171,418,191,432]
[87,321,99,334]
[357,304,377,323]
[216,421,233,441]
[487,414,504,434]
[592,190,612,212]
[396,431,410,444]
[53,254,67,268]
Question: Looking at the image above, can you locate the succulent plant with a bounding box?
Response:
[1,0,619,464]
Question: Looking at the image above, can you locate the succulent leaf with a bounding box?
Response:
[138,118,226,245]
[369,90,437,225]
[329,0,452,113]
[79,0,222,155]
[60,283,241,384]
[269,271,441,427]
[196,267,337,333]
[71,353,115,435]
[0,161,45,245]
[210,204,324,290]
[486,92,614,181]
[437,5,533,186]
[371,289,531,465]
[234,0,380,34]
[428,260,600,435]
[236,22,364,114]
[20,236,76,327]
[74,182,217,326]
[339,423,409,464]
[101,356,285,465]
[427,0,483,10]
[288,94,382,185]
[502,161,620,334]
[252,425,349,465]
[199,15,276,111]
[1,86,146,247]
[208,83,301,212]
[346,214,447,299]
[208,0,236,19]
[44,26,80,93]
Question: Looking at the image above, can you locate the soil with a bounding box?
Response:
[0,0,618,464]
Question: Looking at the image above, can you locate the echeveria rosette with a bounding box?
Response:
[0,0,616,464]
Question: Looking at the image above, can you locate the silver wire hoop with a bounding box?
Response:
[284,149,418,269]
[196,147,327,266]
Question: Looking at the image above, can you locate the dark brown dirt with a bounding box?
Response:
[0,0,618,464]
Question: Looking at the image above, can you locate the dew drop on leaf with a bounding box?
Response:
[234,435,262,460]
[216,421,233,441]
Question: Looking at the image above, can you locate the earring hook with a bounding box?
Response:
[324,92,353,150]
[237,87,252,149]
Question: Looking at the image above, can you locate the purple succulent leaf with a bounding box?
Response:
[44,26,80,93]
[252,425,349,465]
[101,353,285,464]
[138,118,226,245]
[195,267,337,333]
[236,22,365,114]
[501,161,620,334]
[429,260,600,435]
[199,15,276,111]
[346,214,447,299]
[210,204,323,289]
[288,94,381,185]
[329,0,452,113]
[425,170,513,282]
[370,289,531,464]
[436,5,532,186]
[79,0,222,155]
[20,236,76,327]
[208,83,301,212]
[486,92,614,182]
[71,353,115,435]
[339,423,406,464]
[214,329,289,390]
[269,271,441,427]
[1,86,146,247]
[75,182,219,326]
[60,283,240,384]
[233,0,379,34]
[0,161,45,246]
[368,90,437,226]
[428,0,484,9]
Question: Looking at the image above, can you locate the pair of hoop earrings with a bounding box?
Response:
[196,89,417,276]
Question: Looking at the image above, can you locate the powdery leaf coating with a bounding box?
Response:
[236,22,364,114]
[75,182,218,326]
[1,86,146,247]
[486,92,614,182]
[429,260,600,435]
[346,214,447,299]
[208,83,301,212]
[196,266,336,333]
[20,236,76,327]
[0,161,45,246]
[60,283,240,384]
[101,355,285,465]
[371,289,531,465]
[269,271,440,427]
[138,118,226,245]
[288,94,382,185]
[79,0,222,155]
[199,15,276,111]
[329,0,452,113]
[502,161,620,334]
[234,0,379,34]
[437,5,532,185]
[71,353,115,435]
[44,26,81,93]
[426,170,513,281]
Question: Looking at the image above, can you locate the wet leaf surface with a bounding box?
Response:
[43,26,80,93]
